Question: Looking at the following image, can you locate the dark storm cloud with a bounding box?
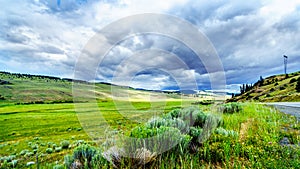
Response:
[169,0,300,88]
[1,0,300,92]
[98,35,206,72]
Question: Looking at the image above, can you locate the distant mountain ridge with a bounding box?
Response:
[227,71,300,102]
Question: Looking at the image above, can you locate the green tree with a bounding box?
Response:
[259,76,264,86]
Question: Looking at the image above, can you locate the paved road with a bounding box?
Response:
[266,102,300,121]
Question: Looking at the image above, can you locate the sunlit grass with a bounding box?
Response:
[0,99,190,167]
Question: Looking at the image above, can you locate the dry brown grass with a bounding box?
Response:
[239,118,254,142]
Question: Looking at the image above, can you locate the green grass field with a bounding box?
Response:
[0,99,194,168]
[1,72,299,168]
[1,101,299,168]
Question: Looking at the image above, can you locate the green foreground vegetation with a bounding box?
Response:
[1,101,299,168]
[1,71,300,168]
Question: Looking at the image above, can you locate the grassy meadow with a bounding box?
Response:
[0,99,194,168]
[1,101,299,168]
[0,72,300,168]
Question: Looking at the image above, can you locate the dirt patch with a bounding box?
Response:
[239,118,254,142]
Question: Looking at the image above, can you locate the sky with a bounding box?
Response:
[1,0,300,93]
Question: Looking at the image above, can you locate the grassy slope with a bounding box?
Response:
[0,72,74,104]
[0,72,194,104]
[228,71,300,102]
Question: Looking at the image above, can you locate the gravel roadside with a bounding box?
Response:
[266,102,300,121]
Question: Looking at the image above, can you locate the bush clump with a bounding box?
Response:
[145,117,189,132]
[46,148,53,154]
[60,140,70,149]
[53,164,64,169]
[55,147,62,152]
[19,149,29,156]
[129,125,191,153]
[296,77,300,92]
[72,144,98,168]
[290,78,296,83]
[64,144,109,169]
[128,106,222,153]
[220,102,243,114]
[215,127,238,138]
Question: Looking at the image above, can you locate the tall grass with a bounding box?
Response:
[61,103,300,169]
[1,102,299,168]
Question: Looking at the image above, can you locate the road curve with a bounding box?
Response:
[266,102,300,121]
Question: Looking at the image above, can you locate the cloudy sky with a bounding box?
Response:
[1,0,300,93]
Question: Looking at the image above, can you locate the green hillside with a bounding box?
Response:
[0,72,187,104]
[228,71,300,102]
[0,72,75,104]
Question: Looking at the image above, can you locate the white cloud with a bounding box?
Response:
[1,0,300,92]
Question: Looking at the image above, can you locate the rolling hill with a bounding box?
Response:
[228,71,300,102]
[0,71,199,104]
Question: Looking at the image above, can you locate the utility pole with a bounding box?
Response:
[283,55,288,75]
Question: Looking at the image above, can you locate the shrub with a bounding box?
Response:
[90,152,110,168]
[129,126,190,153]
[0,155,16,162]
[53,164,64,169]
[189,127,203,141]
[145,117,188,133]
[296,77,300,92]
[46,148,53,154]
[24,152,34,157]
[72,144,98,168]
[8,160,18,168]
[179,107,200,120]
[192,110,208,127]
[47,142,53,147]
[31,144,38,150]
[20,149,29,156]
[55,147,62,152]
[60,140,70,149]
[102,146,156,168]
[64,155,74,168]
[129,106,222,153]
[169,109,181,118]
[220,102,242,114]
[215,127,238,138]
[290,78,296,83]
[164,107,213,128]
